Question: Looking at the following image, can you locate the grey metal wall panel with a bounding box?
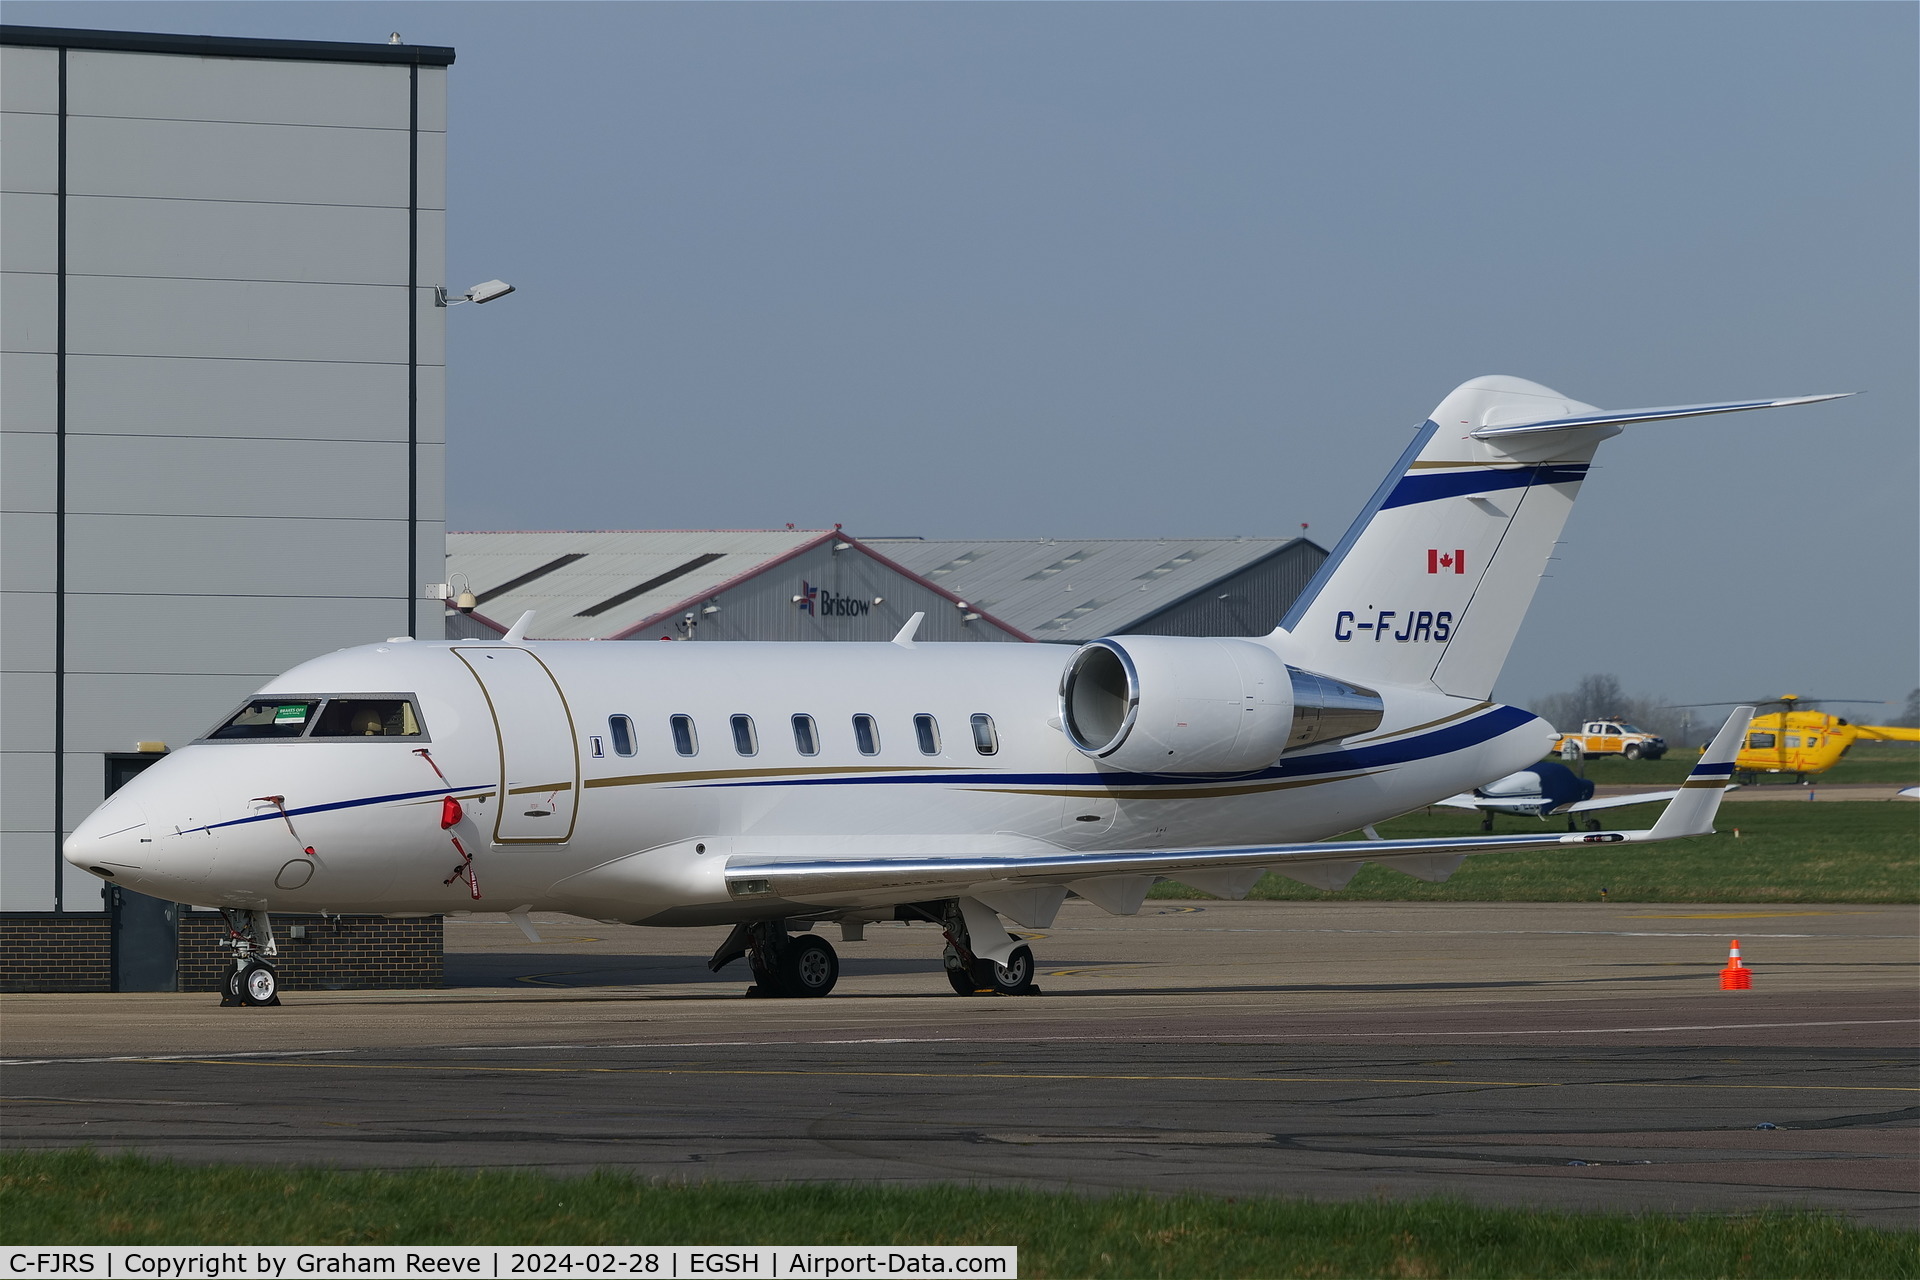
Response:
[0,428,54,511]
[64,514,407,597]
[66,49,411,129]
[2,750,54,831]
[1,270,56,352]
[0,111,57,193]
[416,443,444,523]
[0,514,55,590]
[1,830,57,912]
[0,192,56,273]
[60,751,105,840]
[67,277,406,363]
[65,355,407,441]
[2,672,54,749]
[66,197,411,285]
[0,46,60,114]
[60,672,280,755]
[416,128,445,211]
[416,66,446,133]
[413,283,444,369]
[66,116,410,206]
[416,209,445,295]
[1,590,55,674]
[63,594,403,677]
[64,436,408,519]
[2,352,57,431]
[416,364,444,446]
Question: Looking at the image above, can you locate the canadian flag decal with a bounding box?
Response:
[1427,549,1466,575]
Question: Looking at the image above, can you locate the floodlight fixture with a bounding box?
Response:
[435,279,517,308]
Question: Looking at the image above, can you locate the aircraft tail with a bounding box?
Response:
[1277,377,1846,699]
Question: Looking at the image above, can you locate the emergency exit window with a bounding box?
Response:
[670,714,698,756]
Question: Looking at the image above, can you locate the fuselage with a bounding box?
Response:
[64,635,1549,925]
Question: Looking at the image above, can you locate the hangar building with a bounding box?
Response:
[444,530,1324,644]
[2,25,454,988]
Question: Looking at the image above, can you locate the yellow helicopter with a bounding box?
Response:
[1685,695,1919,781]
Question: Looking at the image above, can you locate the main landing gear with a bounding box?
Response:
[218,908,281,1007]
[709,920,839,998]
[933,900,1037,997]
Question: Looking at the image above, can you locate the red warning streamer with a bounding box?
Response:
[252,795,315,856]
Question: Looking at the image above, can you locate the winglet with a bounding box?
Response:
[1647,707,1753,840]
[892,612,925,647]
[502,611,537,644]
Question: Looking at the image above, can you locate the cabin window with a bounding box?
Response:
[914,714,941,755]
[970,713,999,756]
[670,714,699,756]
[1786,736,1801,749]
[853,714,880,756]
[1748,732,1775,749]
[310,699,422,738]
[731,714,759,756]
[210,698,322,739]
[608,715,637,757]
[792,714,819,757]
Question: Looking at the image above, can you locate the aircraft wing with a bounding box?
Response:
[725,709,1755,932]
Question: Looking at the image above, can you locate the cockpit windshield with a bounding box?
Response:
[209,696,423,741]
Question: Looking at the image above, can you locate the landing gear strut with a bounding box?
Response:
[935,900,1037,996]
[710,920,839,997]
[218,908,280,1007]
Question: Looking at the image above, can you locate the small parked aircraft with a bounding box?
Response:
[66,377,1844,1004]
[1430,759,1703,831]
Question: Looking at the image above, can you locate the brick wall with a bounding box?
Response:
[178,913,443,992]
[0,912,442,992]
[0,913,113,992]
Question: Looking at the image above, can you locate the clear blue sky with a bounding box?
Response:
[15,2,1917,711]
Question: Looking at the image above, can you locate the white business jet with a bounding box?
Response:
[66,376,1842,1005]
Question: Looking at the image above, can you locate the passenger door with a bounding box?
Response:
[454,647,580,843]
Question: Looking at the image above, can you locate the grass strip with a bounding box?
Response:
[1150,801,1918,903]
[3,1150,1914,1279]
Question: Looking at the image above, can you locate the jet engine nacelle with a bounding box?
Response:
[1059,636,1383,773]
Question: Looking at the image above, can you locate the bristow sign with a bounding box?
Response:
[797,581,870,618]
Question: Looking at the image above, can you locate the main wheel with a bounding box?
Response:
[1622,744,1643,760]
[239,962,279,1006]
[223,966,245,1004]
[775,934,839,998]
[970,944,1035,996]
[943,945,979,995]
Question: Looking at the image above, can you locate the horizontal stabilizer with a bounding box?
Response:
[1468,394,1850,440]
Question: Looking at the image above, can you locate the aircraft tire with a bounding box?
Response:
[239,962,280,1007]
[971,944,1036,996]
[222,966,245,1005]
[775,934,839,998]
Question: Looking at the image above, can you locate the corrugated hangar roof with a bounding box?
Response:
[866,536,1313,641]
[446,529,829,640]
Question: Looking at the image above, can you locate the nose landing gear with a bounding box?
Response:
[218,908,281,1007]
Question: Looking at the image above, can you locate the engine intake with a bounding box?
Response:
[1059,636,1382,773]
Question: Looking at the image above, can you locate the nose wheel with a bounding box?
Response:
[217,908,281,1006]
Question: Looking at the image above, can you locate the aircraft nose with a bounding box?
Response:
[63,791,152,882]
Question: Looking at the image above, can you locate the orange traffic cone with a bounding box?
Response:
[1719,938,1751,990]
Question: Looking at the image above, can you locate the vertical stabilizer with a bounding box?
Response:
[1281,377,1607,698]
